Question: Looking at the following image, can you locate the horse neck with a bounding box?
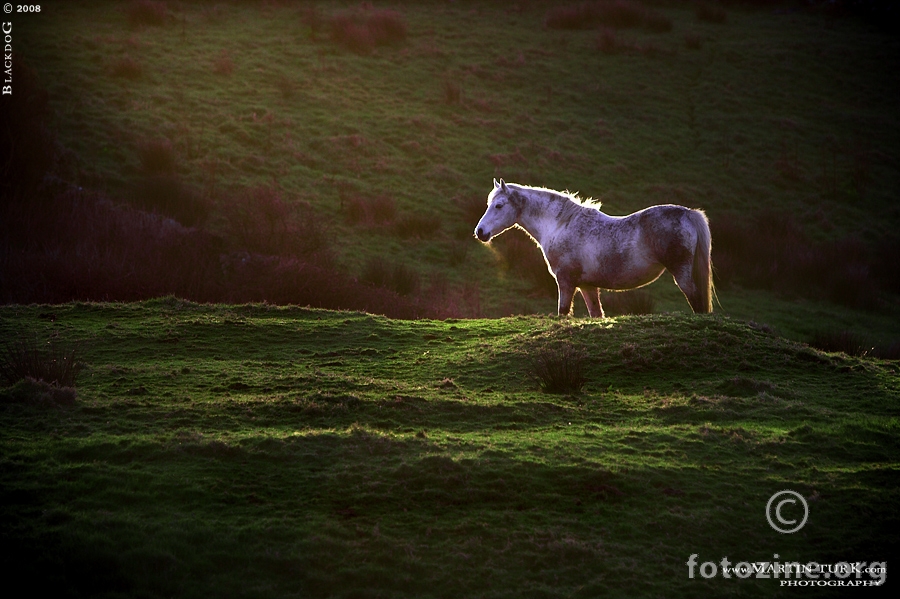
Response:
[516,190,572,244]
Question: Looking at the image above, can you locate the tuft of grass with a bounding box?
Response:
[0,377,77,406]
[526,341,588,394]
[1,337,80,388]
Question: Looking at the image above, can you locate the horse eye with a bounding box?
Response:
[494,204,502,210]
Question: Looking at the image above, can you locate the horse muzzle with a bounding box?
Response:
[475,227,492,242]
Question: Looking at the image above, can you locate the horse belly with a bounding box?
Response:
[581,247,664,290]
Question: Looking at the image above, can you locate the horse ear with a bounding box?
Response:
[499,179,509,193]
[493,178,500,189]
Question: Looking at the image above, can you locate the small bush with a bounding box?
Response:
[127,0,167,28]
[223,186,330,259]
[527,342,588,394]
[1,338,80,388]
[131,174,209,226]
[0,377,77,407]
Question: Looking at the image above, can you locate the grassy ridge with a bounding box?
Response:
[2,300,898,597]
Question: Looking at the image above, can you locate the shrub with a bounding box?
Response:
[126,0,167,28]
[131,174,210,226]
[527,342,588,394]
[1,337,80,388]
[0,377,77,407]
[222,186,331,259]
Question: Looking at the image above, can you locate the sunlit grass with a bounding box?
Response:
[1,301,898,596]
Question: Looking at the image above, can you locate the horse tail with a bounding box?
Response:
[689,209,714,313]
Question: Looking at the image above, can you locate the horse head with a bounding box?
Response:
[474,179,521,242]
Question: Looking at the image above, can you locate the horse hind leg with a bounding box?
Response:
[671,265,706,314]
[579,286,605,318]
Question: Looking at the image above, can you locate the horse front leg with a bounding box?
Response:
[555,273,577,316]
[579,286,605,318]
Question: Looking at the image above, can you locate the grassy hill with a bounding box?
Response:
[1,300,898,597]
[5,0,900,347]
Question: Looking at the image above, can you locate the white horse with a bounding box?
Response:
[474,179,713,317]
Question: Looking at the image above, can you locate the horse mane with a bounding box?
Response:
[509,183,602,219]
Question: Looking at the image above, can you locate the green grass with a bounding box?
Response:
[5,3,900,595]
[1,300,898,597]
